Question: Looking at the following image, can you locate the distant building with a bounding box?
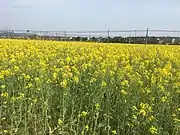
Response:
[172,39,176,44]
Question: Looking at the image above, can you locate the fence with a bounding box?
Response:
[1,28,180,44]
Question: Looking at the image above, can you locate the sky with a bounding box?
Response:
[0,0,180,34]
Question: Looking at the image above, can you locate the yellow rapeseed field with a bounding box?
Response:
[0,39,180,135]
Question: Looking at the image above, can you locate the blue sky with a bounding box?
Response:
[0,0,180,31]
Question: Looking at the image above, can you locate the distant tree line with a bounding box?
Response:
[0,31,180,45]
[25,35,180,45]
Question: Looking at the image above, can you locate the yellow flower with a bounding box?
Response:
[161,68,168,76]
[66,57,71,63]
[53,72,57,80]
[140,103,147,109]
[145,88,151,94]
[173,118,180,124]
[24,75,31,80]
[1,117,6,120]
[149,126,157,134]
[138,81,143,86]
[95,103,100,110]
[64,65,71,72]
[172,113,176,117]
[17,93,25,100]
[10,58,16,63]
[176,90,180,94]
[109,71,115,76]
[161,96,167,102]
[121,80,129,86]
[63,73,68,78]
[58,119,63,125]
[34,77,40,82]
[11,97,17,102]
[139,103,153,113]
[0,75,4,80]
[60,80,67,88]
[148,115,155,121]
[139,109,146,116]
[67,72,73,78]
[1,92,8,98]
[90,78,96,83]
[121,90,128,95]
[1,85,6,89]
[25,82,33,89]
[73,76,79,84]
[132,106,137,111]
[148,106,153,113]
[132,115,137,120]
[101,81,107,87]
[3,130,8,134]
[46,79,51,84]
[33,98,38,103]
[14,65,20,72]
[111,130,117,135]
[81,111,88,117]
[85,125,89,130]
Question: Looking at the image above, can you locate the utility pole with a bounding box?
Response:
[107,29,110,43]
[40,31,43,40]
[64,31,66,41]
[134,29,136,44]
[129,35,131,43]
[12,30,15,38]
[145,28,149,45]
[6,31,9,38]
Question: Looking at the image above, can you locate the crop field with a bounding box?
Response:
[0,39,180,135]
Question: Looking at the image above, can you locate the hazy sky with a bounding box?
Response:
[0,0,180,31]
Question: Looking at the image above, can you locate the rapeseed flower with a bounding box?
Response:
[149,126,157,134]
